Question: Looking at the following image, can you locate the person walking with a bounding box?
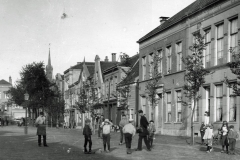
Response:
[220,121,229,154]
[203,123,214,153]
[200,122,206,145]
[98,115,104,139]
[101,119,112,152]
[83,118,93,154]
[135,110,151,151]
[119,114,128,145]
[35,112,48,147]
[123,119,136,154]
[227,125,239,155]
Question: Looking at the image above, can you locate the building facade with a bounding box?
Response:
[138,0,240,136]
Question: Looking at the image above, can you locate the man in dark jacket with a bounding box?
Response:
[83,118,92,154]
[135,110,151,151]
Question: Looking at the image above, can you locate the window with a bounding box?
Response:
[204,29,211,67]
[166,92,171,122]
[176,90,182,122]
[229,84,236,121]
[217,24,224,60]
[142,56,146,80]
[149,53,153,78]
[216,85,223,121]
[130,109,134,120]
[205,87,210,115]
[157,49,163,74]
[230,18,238,61]
[114,76,118,91]
[193,100,199,122]
[141,97,146,113]
[110,78,113,95]
[166,46,172,73]
[176,42,182,71]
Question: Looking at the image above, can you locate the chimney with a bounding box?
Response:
[120,53,126,62]
[159,16,169,25]
[105,56,109,62]
[9,76,12,84]
[112,53,116,62]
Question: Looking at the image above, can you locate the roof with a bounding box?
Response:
[100,61,118,73]
[86,65,95,76]
[0,79,12,86]
[118,60,139,86]
[64,62,94,74]
[138,0,223,43]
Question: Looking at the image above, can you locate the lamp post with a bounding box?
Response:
[24,93,29,134]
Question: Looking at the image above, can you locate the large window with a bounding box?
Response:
[142,56,146,80]
[204,29,211,67]
[216,85,223,121]
[206,87,210,115]
[193,100,199,122]
[217,24,224,60]
[176,90,182,122]
[166,92,172,122]
[149,53,153,78]
[229,84,237,121]
[157,49,163,74]
[230,18,238,61]
[176,42,182,71]
[166,46,172,74]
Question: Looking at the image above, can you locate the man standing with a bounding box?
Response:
[136,110,151,151]
[35,112,48,147]
[119,114,128,145]
[123,119,136,154]
[98,115,104,138]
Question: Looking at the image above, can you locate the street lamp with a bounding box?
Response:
[24,93,29,134]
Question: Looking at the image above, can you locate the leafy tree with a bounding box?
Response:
[182,33,210,145]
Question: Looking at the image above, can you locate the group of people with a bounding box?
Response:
[0,116,9,126]
[200,121,239,155]
[83,110,156,154]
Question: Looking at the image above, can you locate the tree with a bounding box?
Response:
[182,33,210,145]
[145,49,162,120]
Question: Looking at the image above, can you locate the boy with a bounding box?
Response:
[228,125,239,155]
[101,119,113,152]
[123,119,136,154]
[148,120,156,148]
[119,115,128,145]
[203,123,214,153]
[83,118,92,154]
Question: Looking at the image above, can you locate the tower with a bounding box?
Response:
[46,44,53,82]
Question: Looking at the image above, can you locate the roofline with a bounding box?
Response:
[137,0,223,44]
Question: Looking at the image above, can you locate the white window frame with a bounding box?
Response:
[216,24,224,60]
[176,42,182,71]
[204,29,211,67]
[166,92,172,122]
[229,83,237,122]
[149,53,153,78]
[142,56,146,80]
[158,49,163,74]
[230,18,238,62]
[176,90,182,122]
[216,84,223,122]
[166,46,172,74]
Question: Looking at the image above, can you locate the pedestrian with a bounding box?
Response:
[200,122,206,145]
[119,114,128,145]
[203,123,214,153]
[135,110,151,151]
[101,119,112,152]
[2,119,4,126]
[6,118,8,126]
[227,125,239,155]
[98,115,104,139]
[220,121,229,154]
[123,119,136,154]
[83,118,93,154]
[148,120,156,148]
[35,112,48,147]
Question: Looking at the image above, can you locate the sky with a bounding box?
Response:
[0,0,195,84]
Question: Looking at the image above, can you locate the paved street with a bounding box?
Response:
[0,126,240,160]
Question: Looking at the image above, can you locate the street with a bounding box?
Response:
[0,126,240,160]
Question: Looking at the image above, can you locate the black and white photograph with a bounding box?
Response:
[0,0,240,159]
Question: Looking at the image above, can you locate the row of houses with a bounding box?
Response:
[52,0,240,136]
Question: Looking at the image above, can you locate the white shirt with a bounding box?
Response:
[35,115,46,125]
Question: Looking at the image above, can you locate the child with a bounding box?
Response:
[148,120,156,148]
[83,118,92,154]
[220,121,229,153]
[227,125,239,155]
[123,119,136,154]
[101,119,113,152]
[203,123,214,153]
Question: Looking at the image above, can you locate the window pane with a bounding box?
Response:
[231,34,238,48]
[217,24,223,38]
[217,39,223,58]
[167,93,171,102]
[231,19,238,34]
[216,85,223,97]
[205,30,211,43]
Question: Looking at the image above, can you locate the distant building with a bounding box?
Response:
[46,46,53,82]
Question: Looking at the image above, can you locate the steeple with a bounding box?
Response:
[46,43,53,82]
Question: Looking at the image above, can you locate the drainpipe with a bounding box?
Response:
[136,80,139,127]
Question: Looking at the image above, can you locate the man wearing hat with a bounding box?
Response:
[101,119,113,152]
[83,118,92,154]
[136,110,151,151]
[123,119,136,154]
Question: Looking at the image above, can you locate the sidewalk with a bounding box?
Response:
[0,126,239,160]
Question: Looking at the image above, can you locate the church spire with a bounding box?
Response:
[48,43,51,66]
